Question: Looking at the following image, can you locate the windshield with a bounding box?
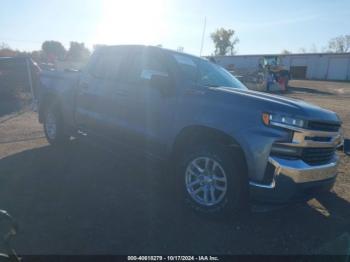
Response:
[172,53,247,89]
[263,57,279,66]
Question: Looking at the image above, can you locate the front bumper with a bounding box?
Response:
[249,155,339,203]
[249,118,343,203]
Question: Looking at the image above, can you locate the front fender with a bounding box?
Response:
[232,126,290,182]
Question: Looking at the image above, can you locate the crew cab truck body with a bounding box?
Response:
[37,45,344,213]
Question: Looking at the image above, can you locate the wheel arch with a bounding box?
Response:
[171,125,248,175]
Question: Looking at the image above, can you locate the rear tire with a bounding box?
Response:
[43,104,69,146]
[176,144,247,215]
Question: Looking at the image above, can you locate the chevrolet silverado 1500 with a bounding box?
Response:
[37,45,344,214]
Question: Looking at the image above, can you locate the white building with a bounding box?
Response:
[213,53,350,81]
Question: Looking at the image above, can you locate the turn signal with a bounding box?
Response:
[262,113,270,125]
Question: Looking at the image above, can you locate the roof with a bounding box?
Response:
[98,45,205,61]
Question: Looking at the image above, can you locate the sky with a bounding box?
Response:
[1,0,350,56]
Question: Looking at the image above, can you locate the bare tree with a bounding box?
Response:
[328,35,350,53]
[310,44,318,53]
[281,49,292,54]
[0,43,16,57]
[298,47,307,53]
[0,42,10,50]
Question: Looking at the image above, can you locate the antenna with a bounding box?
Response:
[199,16,207,57]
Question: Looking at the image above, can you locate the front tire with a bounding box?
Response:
[43,105,68,145]
[177,145,246,215]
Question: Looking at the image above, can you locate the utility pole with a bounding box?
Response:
[199,16,207,57]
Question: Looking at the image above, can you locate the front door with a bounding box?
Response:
[116,47,176,156]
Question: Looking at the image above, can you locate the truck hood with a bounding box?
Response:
[212,87,341,123]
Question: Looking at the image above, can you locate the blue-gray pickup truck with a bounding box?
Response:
[37,45,344,214]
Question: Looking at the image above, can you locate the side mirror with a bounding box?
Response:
[149,74,172,90]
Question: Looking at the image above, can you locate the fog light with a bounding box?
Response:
[270,144,301,157]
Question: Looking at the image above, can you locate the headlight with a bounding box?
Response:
[262,112,305,129]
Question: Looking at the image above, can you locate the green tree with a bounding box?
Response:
[66,42,91,62]
[210,28,239,55]
[41,41,66,61]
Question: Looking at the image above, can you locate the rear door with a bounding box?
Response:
[75,47,128,136]
[75,50,104,132]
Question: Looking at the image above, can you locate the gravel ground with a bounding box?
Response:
[0,80,349,255]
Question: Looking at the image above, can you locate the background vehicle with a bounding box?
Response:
[37,45,344,214]
[0,57,40,100]
[257,56,290,91]
[228,55,290,92]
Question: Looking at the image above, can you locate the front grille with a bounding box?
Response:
[307,121,340,132]
[305,136,332,142]
[302,147,336,166]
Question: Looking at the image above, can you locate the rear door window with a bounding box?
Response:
[141,50,169,80]
[89,48,127,80]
